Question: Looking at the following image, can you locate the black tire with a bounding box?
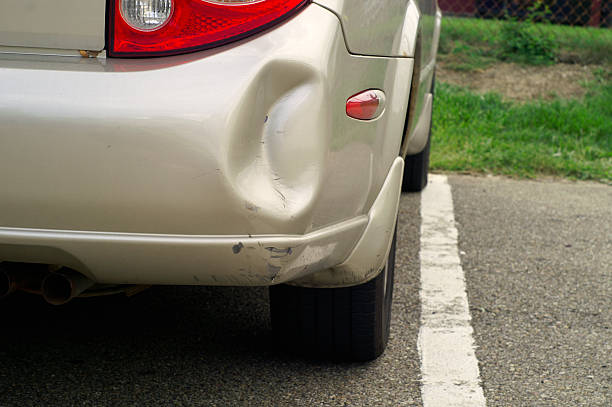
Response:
[402,74,436,193]
[402,135,431,192]
[269,232,396,362]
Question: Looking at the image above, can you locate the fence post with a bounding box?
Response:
[589,0,602,26]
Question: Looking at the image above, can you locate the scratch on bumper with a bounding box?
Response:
[0,216,367,286]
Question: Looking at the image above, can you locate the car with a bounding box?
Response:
[0,0,441,361]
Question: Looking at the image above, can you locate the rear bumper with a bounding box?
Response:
[0,4,412,287]
[0,158,403,286]
[0,216,366,286]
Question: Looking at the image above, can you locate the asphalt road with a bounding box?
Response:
[0,175,610,406]
[452,175,611,406]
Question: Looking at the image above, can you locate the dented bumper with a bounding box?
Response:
[0,158,403,286]
[0,5,411,287]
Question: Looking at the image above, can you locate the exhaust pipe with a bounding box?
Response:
[1,263,48,299]
[0,264,17,299]
[42,268,94,305]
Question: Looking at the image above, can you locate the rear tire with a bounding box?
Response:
[269,232,396,361]
[402,73,435,192]
[402,135,430,192]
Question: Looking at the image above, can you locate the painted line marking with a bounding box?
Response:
[418,174,486,406]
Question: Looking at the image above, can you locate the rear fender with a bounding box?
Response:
[313,0,420,57]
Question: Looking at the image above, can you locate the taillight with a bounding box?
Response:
[109,0,310,57]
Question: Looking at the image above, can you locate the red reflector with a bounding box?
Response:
[346,90,386,121]
[109,0,311,57]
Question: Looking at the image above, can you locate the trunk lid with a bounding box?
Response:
[0,0,106,51]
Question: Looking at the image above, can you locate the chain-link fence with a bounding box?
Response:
[439,0,610,26]
[437,0,612,66]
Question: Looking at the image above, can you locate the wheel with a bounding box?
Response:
[269,231,396,361]
[402,73,435,193]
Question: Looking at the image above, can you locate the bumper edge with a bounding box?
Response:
[0,217,366,286]
[291,156,404,288]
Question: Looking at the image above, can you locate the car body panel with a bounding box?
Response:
[313,0,420,57]
[405,93,433,154]
[0,0,106,51]
[416,0,441,71]
[316,0,442,158]
[0,4,421,287]
[294,157,404,288]
[0,5,412,237]
[402,1,442,156]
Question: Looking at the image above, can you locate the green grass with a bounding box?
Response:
[439,16,612,69]
[431,77,612,182]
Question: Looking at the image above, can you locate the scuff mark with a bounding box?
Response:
[232,242,244,254]
[79,50,100,58]
[245,201,260,213]
[193,275,200,282]
[265,246,293,258]
[193,168,221,180]
[273,187,287,208]
[364,267,378,279]
[267,263,282,281]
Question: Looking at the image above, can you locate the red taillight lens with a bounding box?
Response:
[109,0,310,57]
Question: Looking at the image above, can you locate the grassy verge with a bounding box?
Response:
[439,16,612,70]
[431,76,612,183]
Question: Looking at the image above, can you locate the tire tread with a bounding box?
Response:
[270,235,396,361]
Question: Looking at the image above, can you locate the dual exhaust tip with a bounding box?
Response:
[0,264,94,305]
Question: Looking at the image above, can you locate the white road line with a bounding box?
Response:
[418,174,486,407]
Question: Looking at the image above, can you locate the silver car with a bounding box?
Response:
[0,0,441,361]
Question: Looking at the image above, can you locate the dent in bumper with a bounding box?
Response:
[292,157,404,287]
[0,157,403,287]
[0,5,413,237]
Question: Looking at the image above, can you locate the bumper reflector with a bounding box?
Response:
[346,89,386,121]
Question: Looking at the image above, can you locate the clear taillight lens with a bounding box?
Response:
[109,0,311,57]
[120,0,173,32]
